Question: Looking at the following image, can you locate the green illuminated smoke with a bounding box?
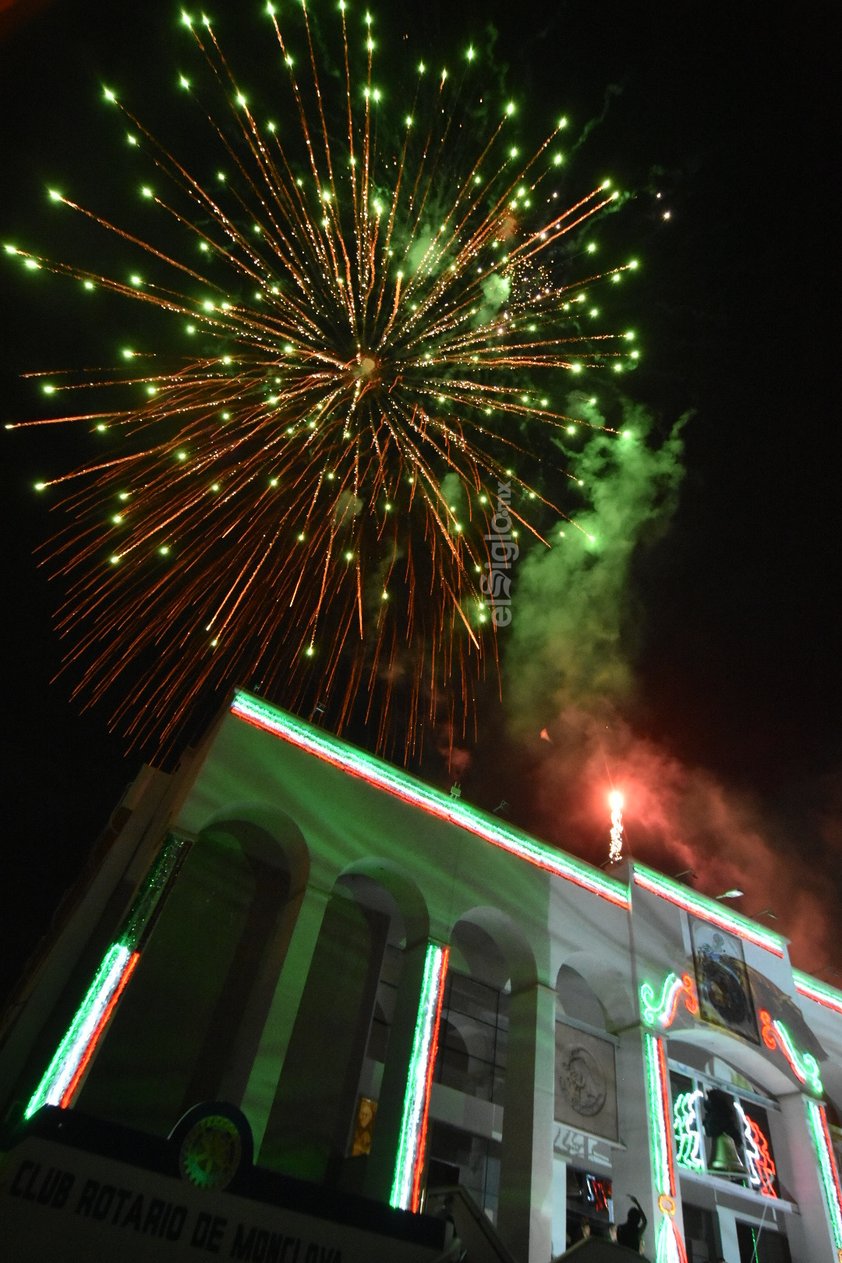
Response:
[504,395,688,727]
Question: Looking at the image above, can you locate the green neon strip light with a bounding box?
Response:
[25,944,131,1119]
[761,1008,824,1096]
[805,1098,842,1251]
[654,1217,688,1263]
[643,1031,673,1196]
[121,833,185,944]
[643,1032,689,1263]
[641,973,683,1028]
[772,1020,823,1096]
[390,943,449,1212]
[230,692,629,908]
[794,970,842,1016]
[633,864,785,956]
[640,972,698,1030]
[673,1089,704,1172]
[24,834,187,1120]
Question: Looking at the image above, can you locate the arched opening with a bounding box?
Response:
[77,811,308,1135]
[554,961,619,1246]
[668,1038,799,1262]
[556,964,609,1029]
[426,909,536,1234]
[261,860,428,1190]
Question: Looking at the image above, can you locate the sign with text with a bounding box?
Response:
[0,1136,441,1263]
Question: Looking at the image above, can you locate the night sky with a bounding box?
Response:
[1,0,838,1003]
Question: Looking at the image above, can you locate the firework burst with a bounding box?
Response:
[7,2,640,759]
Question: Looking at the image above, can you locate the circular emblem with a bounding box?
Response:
[559,1045,607,1117]
[178,1113,243,1190]
[170,1101,253,1193]
[658,1194,676,1216]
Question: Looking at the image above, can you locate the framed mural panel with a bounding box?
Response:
[691,918,758,1044]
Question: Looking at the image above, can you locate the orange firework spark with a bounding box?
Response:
[8,4,640,759]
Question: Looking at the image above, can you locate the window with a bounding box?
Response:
[682,1202,720,1262]
[736,1221,792,1263]
[670,1066,781,1199]
[365,942,403,1063]
[427,1120,501,1222]
[566,1169,613,1243]
[434,970,508,1104]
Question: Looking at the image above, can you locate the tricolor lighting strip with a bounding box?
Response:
[672,1089,704,1173]
[794,971,842,1016]
[804,1098,842,1254]
[24,945,137,1118]
[642,1032,688,1263]
[633,866,785,957]
[736,1103,778,1199]
[24,835,186,1120]
[230,693,629,909]
[390,943,449,1213]
[759,1009,824,1096]
[640,972,699,1030]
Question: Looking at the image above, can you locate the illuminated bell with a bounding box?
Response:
[710,1134,746,1176]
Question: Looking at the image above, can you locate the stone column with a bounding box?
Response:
[240,882,331,1155]
[258,888,387,1182]
[497,980,555,1263]
[610,1026,687,1261]
[772,1091,841,1260]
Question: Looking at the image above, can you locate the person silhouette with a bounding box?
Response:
[616,1195,647,1252]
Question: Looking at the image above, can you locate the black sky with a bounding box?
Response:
[1,0,839,999]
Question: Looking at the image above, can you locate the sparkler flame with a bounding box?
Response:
[10,4,640,758]
[608,788,625,863]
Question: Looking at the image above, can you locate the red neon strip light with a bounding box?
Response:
[795,976,842,1016]
[665,987,682,1029]
[669,1219,690,1263]
[411,947,450,1213]
[657,1036,677,1198]
[819,1105,842,1211]
[662,975,697,1030]
[59,951,141,1108]
[634,871,784,956]
[746,1115,778,1199]
[232,701,628,909]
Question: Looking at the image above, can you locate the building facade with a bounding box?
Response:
[2,690,842,1263]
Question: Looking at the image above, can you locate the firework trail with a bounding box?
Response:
[7,3,640,758]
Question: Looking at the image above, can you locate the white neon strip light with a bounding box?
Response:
[794,971,842,1016]
[805,1099,842,1252]
[390,943,448,1211]
[25,944,131,1118]
[673,1089,704,1173]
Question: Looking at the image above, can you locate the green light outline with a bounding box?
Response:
[633,863,785,955]
[231,691,628,907]
[643,1031,671,1195]
[804,1098,842,1250]
[24,944,130,1118]
[772,1019,823,1096]
[23,833,187,1120]
[390,943,445,1210]
[672,1088,704,1173]
[794,970,842,1015]
[641,972,682,1028]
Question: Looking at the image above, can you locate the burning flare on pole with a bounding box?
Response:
[608,789,625,864]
